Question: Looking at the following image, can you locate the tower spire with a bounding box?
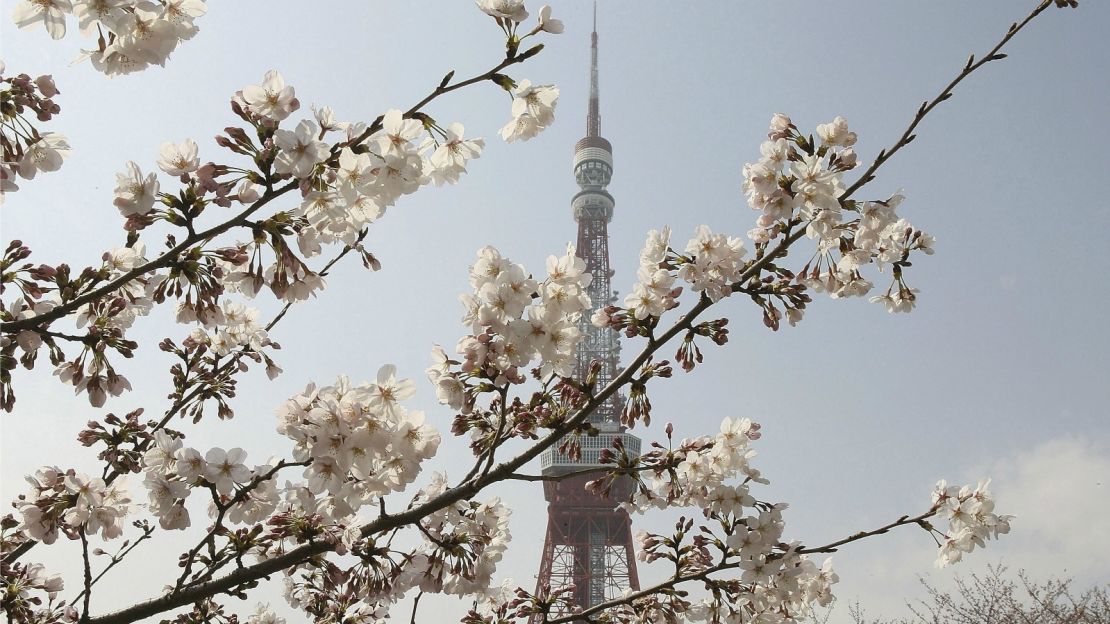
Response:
[587,1,601,138]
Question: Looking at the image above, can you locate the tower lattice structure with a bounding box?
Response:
[534,11,641,619]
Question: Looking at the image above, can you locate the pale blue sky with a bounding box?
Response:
[2,2,1108,622]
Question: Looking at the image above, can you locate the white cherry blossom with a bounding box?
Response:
[11,0,72,39]
[112,161,159,216]
[816,115,857,147]
[476,0,527,22]
[427,122,484,185]
[510,79,558,126]
[174,447,207,482]
[499,112,540,143]
[16,132,70,180]
[72,0,127,34]
[113,6,178,66]
[535,5,563,34]
[273,119,328,179]
[156,138,199,175]
[204,447,251,494]
[373,109,423,157]
[242,70,298,121]
[162,0,206,38]
[142,430,183,475]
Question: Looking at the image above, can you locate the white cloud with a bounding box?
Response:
[981,434,1110,577]
[827,434,1110,623]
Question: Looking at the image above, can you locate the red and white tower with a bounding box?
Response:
[533,8,641,618]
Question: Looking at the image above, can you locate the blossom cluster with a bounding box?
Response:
[141,432,280,531]
[412,473,513,596]
[677,225,748,303]
[743,114,935,313]
[743,114,853,245]
[597,224,747,345]
[499,79,559,143]
[435,244,592,395]
[182,299,270,358]
[510,416,844,622]
[10,0,208,77]
[218,72,485,290]
[277,477,510,618]
[275,368,440,518]
[932,479,1013,567]
[622,417,764,514]
[49,242,161,406]
[619,227,679,319]
[16,466,132,544]
[1,61,68,201]
[683,553,839,624]
[0,559,66,624]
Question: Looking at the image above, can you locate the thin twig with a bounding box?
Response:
[840,0,1054,201]
[70,524,155,605]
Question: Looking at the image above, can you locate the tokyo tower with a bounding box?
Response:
[533,6,642,618]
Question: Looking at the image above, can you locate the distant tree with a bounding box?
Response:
[846,566,1110,624]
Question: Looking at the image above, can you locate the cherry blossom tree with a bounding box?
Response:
[0,1,1085,623]
[845,565,1110,624]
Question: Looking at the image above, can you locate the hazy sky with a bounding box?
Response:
[2,2,1108,622]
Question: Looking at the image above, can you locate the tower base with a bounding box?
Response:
[532,474,640,621]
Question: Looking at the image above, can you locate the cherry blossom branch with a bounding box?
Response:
[504,464,654,483]
[79,203,955,621]
[3,46,538,337]
[731,0,1058,301]
[344,47,539,150]
[2,181,298,333]
[545,510,939,624]
[841,0,1054,200]
[69,522,155,606]
[4,235,369,566]
[174,459,308,591]
[795,510,935,556]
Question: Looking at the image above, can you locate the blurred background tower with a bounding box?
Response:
[533,7,642,618]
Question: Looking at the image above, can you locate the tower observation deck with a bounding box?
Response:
[533,7,642,618]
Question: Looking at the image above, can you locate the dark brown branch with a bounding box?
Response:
[174,460,308,591]
[79,529,92,623]
[409,591,423,624]
[547,511,937,624]
[2,181,299,333]
[504,464,656,483]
